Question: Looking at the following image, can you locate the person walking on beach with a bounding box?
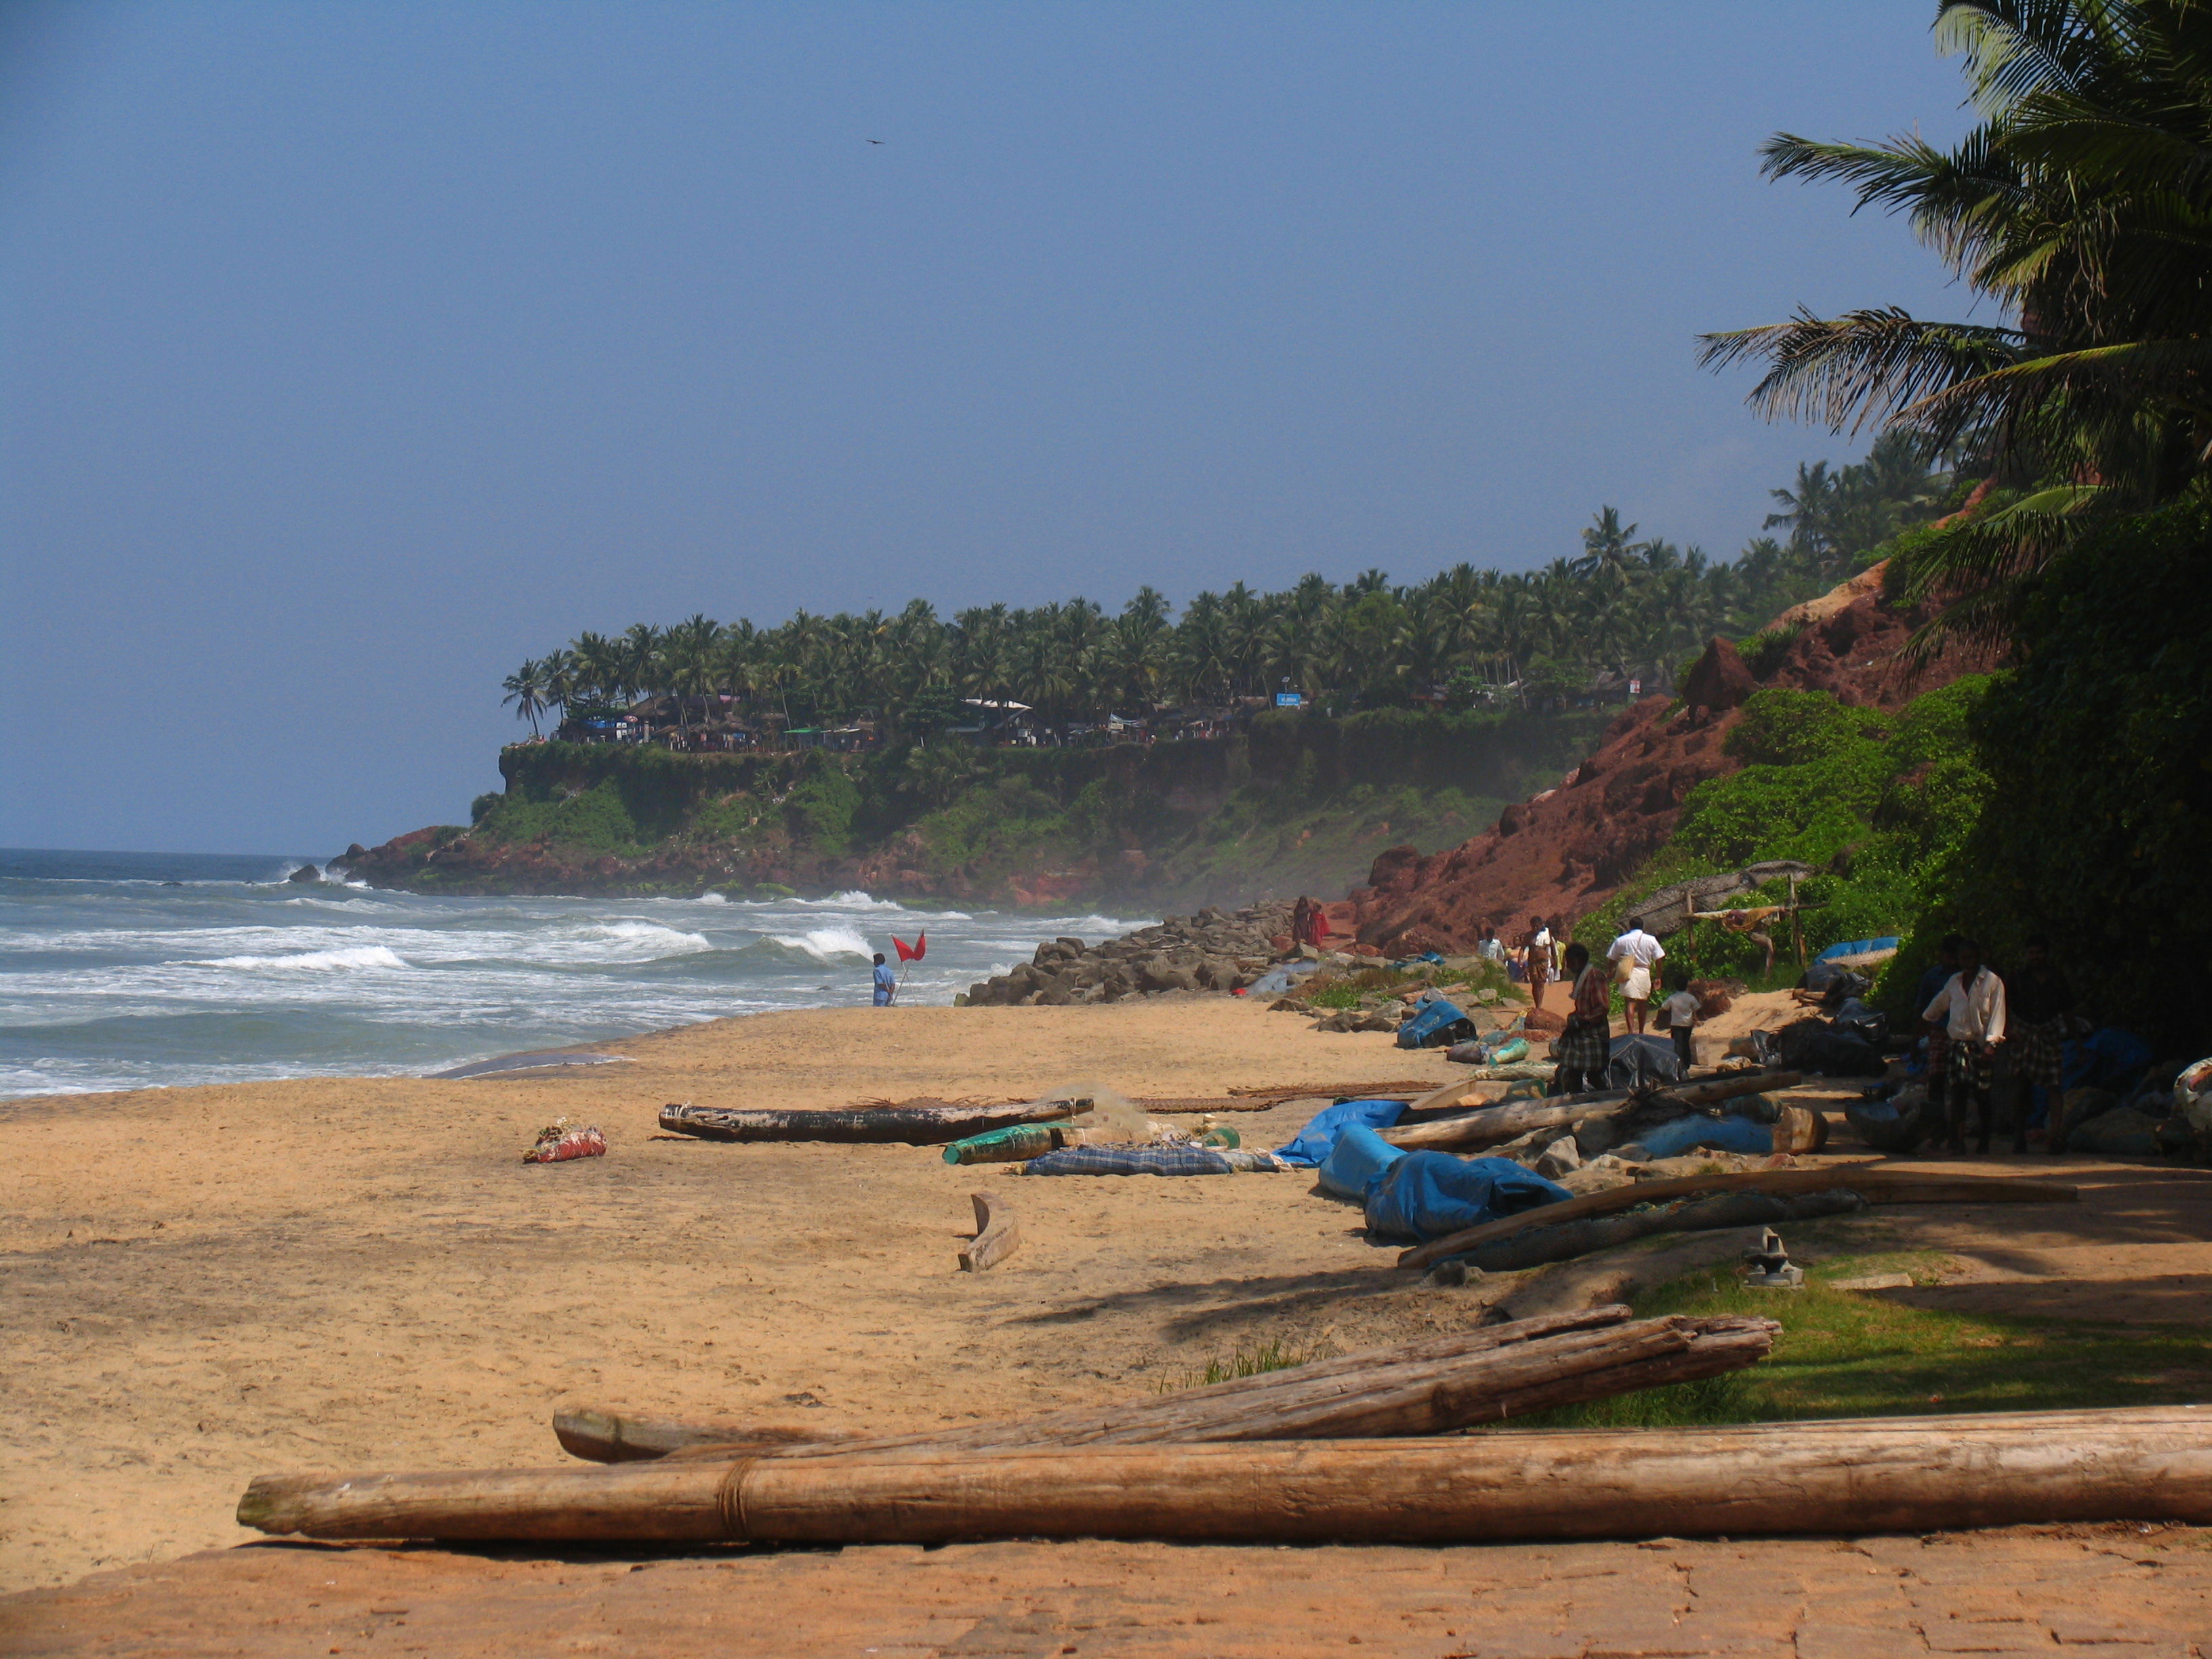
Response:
[1607,922,1665,1034]
[1923,937,2007,1153]
[872,951,897,1006]
[1475,922,1506,966]
[1553,941,1612,1094]
[1523,914,1552,1010]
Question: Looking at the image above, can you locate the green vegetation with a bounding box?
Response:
[1578,681,1994,981]
[1300,960,1518,1012]
[1504,1253,2212,1429]
[449,705,1609,906]
[495,449,1959,740]
[1160,1338,1338,1393]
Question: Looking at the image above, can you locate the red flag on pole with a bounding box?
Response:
[893,933,926,963]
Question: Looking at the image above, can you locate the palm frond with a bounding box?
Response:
[1698,308,2026,437]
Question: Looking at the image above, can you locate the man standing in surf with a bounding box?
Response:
[872,952,897,1006]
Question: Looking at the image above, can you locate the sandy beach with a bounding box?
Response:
[3,995,1471,1592]
[7,992,2212,1654]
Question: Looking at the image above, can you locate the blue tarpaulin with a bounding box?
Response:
[1315,1122,1406,1201]
[2064,1028,2154,1095]
[1274,1098,1410,1168]
[1631,1114,1774,1160]
[1362,1153,1571,1245]
[1397,997,1469,1050]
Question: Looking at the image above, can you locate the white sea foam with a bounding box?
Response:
[1,851,1149,1097]
[198,945,411,971]
[766,925,875,962]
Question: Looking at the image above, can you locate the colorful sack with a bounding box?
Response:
[525,1122,607,1163]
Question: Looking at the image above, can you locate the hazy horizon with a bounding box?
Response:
[3,3,1969,854]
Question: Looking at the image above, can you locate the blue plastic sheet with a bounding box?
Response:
[1246,960,1320,998]
[1315,1122,1406,1201]
[1397,998,1468,1050]
[1273,1098,1410,1168]
[1631,1114,1774,1160]
[2064,1028,2154,1095]
[1361,1153,1570,1245]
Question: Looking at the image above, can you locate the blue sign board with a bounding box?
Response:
[1274,691,1303,708]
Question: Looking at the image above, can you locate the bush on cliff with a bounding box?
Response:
[1580,680,1994,980]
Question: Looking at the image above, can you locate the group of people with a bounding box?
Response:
[1916,933,2073,1154]
[1478,914,1685,1095]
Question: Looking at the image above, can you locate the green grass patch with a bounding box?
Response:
[1498,1252,2212,1429]
[1300,960,1519,1012]
[1160,1338,1337,1392]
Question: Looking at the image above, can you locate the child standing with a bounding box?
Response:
[1657,966,1701,1076]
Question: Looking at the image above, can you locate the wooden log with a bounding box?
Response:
[1381,1097,1620,1151]
[1397,1166,2078,1270]
[1224,1078,1439,1100]
[550,1411,858,1464]
[1135,1080,1447,1113]
[241,1406,2212,1543]
[575,1308,1635,1462]
[958,1191,1020,1271]
[564,1310,1767,1472]
[1379,1071,1803,1153]
[562,1309,1637,1469]
[1672,1070,1803,1106]
[659,1099,1086,1145]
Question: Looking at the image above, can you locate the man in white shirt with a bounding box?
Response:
[1606,925,1666,1033]
[1922,937,2007,1154]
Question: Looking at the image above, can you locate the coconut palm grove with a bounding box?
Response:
[499,436,1959,737]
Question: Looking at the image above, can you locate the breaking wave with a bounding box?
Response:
[197,945,411,972]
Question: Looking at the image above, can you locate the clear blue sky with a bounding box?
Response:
[1,2,1971,855]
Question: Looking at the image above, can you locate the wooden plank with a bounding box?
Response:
[239,1406,2212,1543]
[1397,1166,2078,1270]
[958,1191,1021,1272]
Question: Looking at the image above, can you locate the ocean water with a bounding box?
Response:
[0,848,1143,1099]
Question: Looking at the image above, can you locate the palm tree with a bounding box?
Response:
[1701,0,2212,644]
[501,659,548,736]
[1576,507,1639,578]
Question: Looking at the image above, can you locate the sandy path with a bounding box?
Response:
[9,1525,2211,1658]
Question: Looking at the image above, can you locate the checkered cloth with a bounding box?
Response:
[1947,1040,1995,1098]
[1020,1144,1235,1177]
[1552,1016,1610,1078]
[2009,1017,2066,1091]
